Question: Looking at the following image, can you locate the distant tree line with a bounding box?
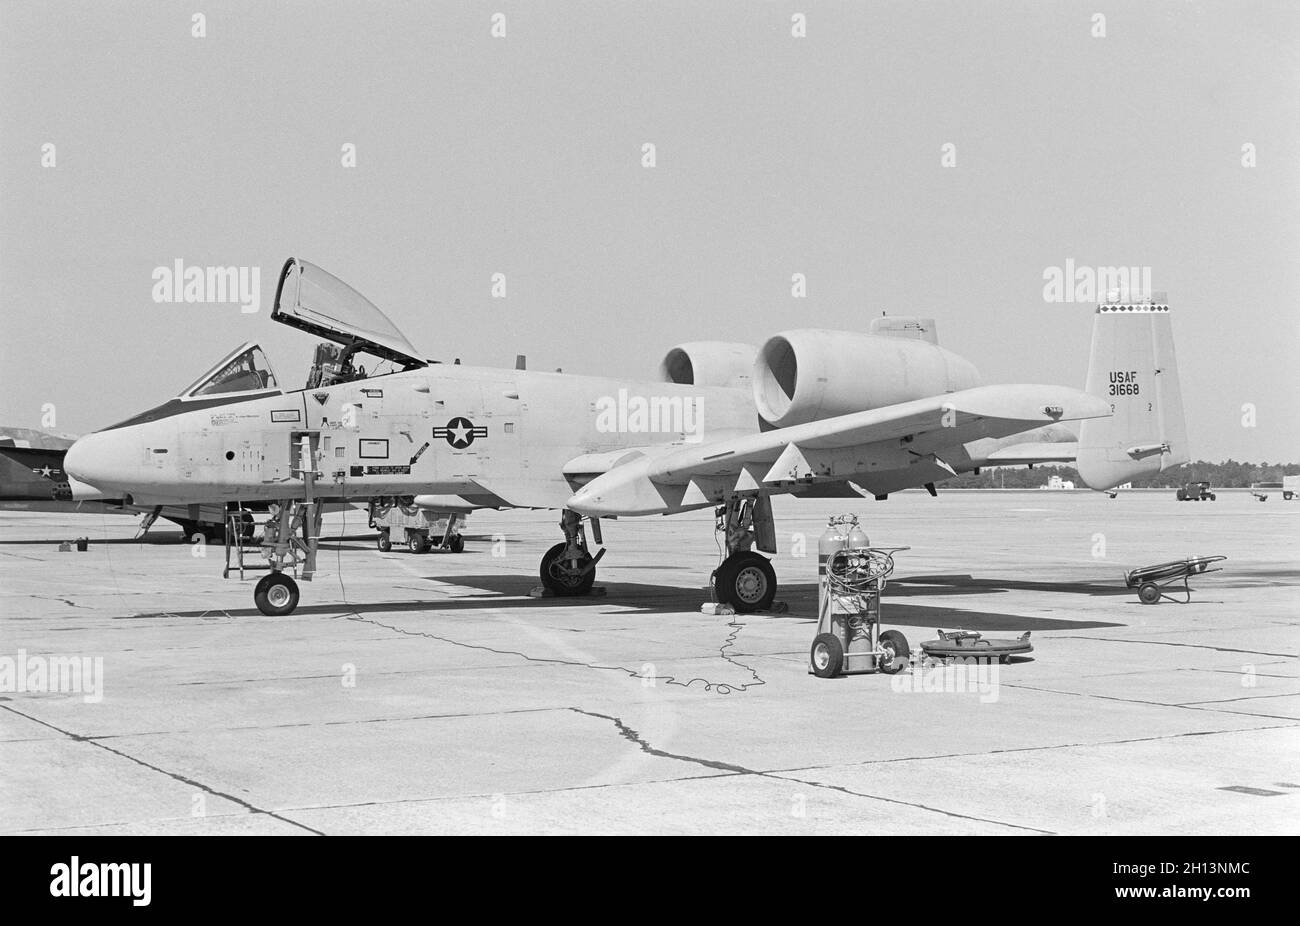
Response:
[945,461,1299,489]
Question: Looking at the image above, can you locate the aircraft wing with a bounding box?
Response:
[983,441,1081,465]
[567,384,1111,515]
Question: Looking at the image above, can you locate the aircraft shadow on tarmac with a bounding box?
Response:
[887,574,1132,598]
[136,572,1125,631]
[0,534,191,546]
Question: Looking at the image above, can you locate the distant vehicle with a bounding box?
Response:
[1285,475,1300,501]
[1176,481,1216,501]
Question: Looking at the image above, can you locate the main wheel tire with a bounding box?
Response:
[448,533,465,554]
[810,633,844,679]
[878,629,910,674]
[254,573,299,616]
[1138,582,1162,605]
[713,551,777,613]
[407,531,429,554]
[376,531,391,552]
[540,541,595,596]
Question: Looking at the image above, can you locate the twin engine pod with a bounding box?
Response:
[658,319,982,428]
[751,329,980,428]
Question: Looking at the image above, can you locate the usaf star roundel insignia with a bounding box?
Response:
[433,417,488,449]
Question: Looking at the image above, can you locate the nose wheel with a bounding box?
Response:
[254,572,300,616]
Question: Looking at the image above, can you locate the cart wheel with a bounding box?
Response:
[448,533,465,554]
[878,629,910,674]
[376,530,391,552]
[1138,582,1162,605]
[254,573,299,616]
[811,633,843,679]
[407,531,429,554]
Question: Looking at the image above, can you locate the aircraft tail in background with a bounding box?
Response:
[1076,301,1190,490]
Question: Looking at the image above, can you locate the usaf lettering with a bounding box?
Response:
[1108,370,1140,396]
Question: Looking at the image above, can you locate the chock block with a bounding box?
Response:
[700,602,734,615]
[529,586,607,599]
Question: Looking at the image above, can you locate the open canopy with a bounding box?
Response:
[271,258,424,368]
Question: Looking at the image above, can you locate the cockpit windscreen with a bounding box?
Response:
[181,344,280,398]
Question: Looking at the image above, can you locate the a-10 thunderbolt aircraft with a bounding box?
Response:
[65,258,1188,616]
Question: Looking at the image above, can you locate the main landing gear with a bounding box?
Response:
[710,496,778,613]
[538,509,605,596]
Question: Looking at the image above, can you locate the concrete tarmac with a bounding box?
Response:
[1,489,1296,834]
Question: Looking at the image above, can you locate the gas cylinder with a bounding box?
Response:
[818,518,849,619]
[847,521,870,550]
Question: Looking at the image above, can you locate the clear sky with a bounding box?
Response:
[2,0,1296,461]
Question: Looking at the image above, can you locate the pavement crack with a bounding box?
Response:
[567,708,754,774]
[29,594,89,609]
[1052,635,1295,659]
[568,708,1050,833]
[344,612,763,694]
[0,703,325,836]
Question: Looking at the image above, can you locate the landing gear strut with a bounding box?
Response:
[539,509,604,596]
[710,496,777,613]
[250,434,322,616]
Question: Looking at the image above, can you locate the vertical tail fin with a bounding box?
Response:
[1076,301,1189,490]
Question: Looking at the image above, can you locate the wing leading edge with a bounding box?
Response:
[567,384,1111,515]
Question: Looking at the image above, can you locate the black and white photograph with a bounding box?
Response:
[0,0,1295,877]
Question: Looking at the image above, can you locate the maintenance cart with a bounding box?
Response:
[810,541,910,678]
[368,497,465,554]
[1124,555,1227,604]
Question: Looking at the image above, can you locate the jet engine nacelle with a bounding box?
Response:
[658,341,756,389]
[752,329,982,428]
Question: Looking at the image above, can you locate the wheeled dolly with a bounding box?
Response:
[1124,555,1227,604]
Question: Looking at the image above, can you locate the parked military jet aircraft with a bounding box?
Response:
[65,258,1188,616]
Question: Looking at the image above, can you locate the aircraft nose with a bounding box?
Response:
[64,429,140,494]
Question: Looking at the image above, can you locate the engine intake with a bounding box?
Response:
[753,329,981,428]
[659,342,755,389]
